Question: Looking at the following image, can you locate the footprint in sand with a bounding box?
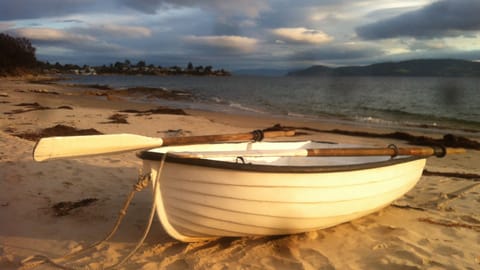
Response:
[163,259,189,270]
[372,242,390,250]
[434,245,464,258]
[259,256,303,270]
[299,248,335,270]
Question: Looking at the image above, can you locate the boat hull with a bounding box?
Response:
[139,141,426,242]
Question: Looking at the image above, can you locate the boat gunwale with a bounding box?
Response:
[138,145,427,173]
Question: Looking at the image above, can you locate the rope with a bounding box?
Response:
[104,154,166,269]
[20,154,168,270]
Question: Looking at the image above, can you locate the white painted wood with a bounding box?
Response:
[142,141,426,242]
[33,134,164,161]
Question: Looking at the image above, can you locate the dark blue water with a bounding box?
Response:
[64,75,480,133]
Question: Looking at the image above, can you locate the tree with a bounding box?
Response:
[195,65,204,74]
[0,33,37,74]
[136,60,146,67]
[114,61,123,70]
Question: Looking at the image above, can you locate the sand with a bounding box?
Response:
[0,76,479,269]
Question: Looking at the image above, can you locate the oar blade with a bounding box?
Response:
[33,134,163,162]
[33,130,296,162]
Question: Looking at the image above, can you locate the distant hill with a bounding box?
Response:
[287,59,480,77]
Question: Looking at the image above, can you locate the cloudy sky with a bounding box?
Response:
[1,0,479,70]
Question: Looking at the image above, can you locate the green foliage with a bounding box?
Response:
[0,33,37,75]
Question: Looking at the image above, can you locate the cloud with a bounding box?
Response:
[212,21,241,36]
[183,35,258,54]
[0,22,15,31]
[291,43,384,61]
[0,0,98,20]
[376,47,480,63]
[3,0,480,68]
[61,19,84,24]
[121,0,269,19]
[356,0,480,39]
[407,39,449,51]
[79,24,152,38]
[119,0,162,14]
[12,27,96,43]
[271,27,333,44]
[10,27,124,53]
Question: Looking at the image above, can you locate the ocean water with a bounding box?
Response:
[64,75,480,134]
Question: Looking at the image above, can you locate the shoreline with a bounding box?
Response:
[58,74,480,136]
[1,76,480,269]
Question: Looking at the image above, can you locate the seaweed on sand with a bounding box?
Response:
[7,124,102,141]
[101,113,129,124]
[119,107,187,116]
[4,102,73,114]
[263,124,480,150]
[52,198,98,216]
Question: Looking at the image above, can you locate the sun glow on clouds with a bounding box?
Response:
[355,0,430,9]
[0,22,15,31]
[183,35,258,53]
[11,27,130,55]
[93,24,152,38]
[13,27,96,43]
[271,27,333,44]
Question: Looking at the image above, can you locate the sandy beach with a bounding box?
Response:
[1,76,479,269]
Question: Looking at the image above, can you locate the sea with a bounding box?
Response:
[63,75,480,137]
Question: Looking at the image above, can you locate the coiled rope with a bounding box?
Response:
[21,154,167,270]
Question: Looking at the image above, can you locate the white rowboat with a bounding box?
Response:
[138,141,427,242]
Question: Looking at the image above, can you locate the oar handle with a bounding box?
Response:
[162,129,295,146]
[170,146,465,159]
[308,145,465,157]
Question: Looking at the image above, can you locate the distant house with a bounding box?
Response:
[79,66,97,75]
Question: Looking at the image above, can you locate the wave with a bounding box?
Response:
[353,107,480,133]
[228,102,266,114]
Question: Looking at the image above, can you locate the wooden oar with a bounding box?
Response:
[170,146,465,159]
[33,130,295,162]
